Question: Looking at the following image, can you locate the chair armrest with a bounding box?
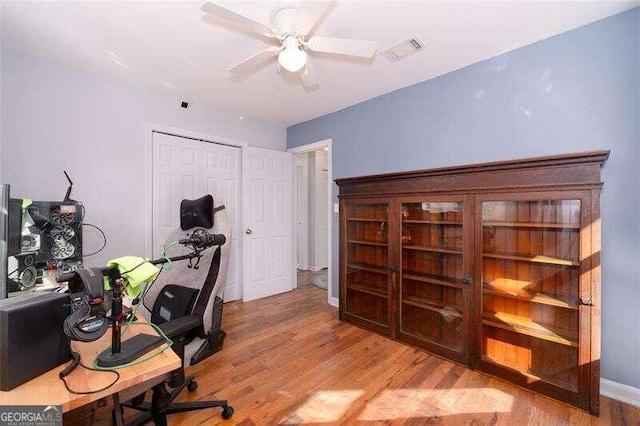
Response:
[158,315,202,339]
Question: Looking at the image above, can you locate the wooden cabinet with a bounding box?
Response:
[336,151,608,414]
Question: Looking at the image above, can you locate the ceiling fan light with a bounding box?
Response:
[278,38,307,72]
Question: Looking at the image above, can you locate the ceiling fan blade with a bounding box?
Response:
[307,37,377,58]
[201,2,277,38]
[228,47,280,75]
[293,0,334,36]
[300,62,319,90]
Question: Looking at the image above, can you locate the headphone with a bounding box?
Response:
[63,268,108,342]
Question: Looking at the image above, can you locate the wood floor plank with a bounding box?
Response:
[64,274,640,425]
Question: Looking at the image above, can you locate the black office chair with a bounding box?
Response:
[121,195,234,425]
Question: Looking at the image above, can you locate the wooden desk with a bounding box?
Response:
[0,324,181,414]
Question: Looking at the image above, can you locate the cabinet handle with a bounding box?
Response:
[579,296,594,306]
[462,277,472,286]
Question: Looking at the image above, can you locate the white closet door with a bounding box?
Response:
[200,141,242,301]
[242,146,293,301]
[152,132,242,301]
[152,133,198,254]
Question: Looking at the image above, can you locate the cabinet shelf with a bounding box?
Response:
[483,283,578,309]
[347,262,388,275]
[480,356,578,393]
[402,295,462,318]
[403,220,462,225]
[347,218,387,222]
[403,245,462,255]
[402,270,464,289]
[483,252,579,267]
[347,282,387,298]
[347,239,388,247]
[483,221,580,229]
[482,312,578,347]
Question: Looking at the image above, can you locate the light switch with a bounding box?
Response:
[333,203,339,213]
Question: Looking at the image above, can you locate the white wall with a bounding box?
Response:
[0,51,285,267]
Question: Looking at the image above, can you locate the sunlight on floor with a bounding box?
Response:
[358,388,515,421]
[280,390,364,424]
[280,387,514,424]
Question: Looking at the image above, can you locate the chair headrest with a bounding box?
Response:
[180,195,214,230]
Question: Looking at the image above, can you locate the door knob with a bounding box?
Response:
[245,229,253,235]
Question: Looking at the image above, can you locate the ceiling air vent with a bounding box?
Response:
[381,36,425,62]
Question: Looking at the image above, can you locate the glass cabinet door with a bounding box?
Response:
[479,197,582,394]
[343,202,390,328]
[399,200,469,362]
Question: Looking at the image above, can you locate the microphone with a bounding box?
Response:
[178,231,226,248]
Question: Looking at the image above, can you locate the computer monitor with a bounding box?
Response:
[1,184,24,299]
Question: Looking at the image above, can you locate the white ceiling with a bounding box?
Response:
[2,1,637,126]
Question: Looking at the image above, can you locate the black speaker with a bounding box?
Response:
[0,292,71,390]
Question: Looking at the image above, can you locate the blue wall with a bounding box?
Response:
[287,9,640,388]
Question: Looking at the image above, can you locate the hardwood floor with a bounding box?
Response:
[67,279,639,425]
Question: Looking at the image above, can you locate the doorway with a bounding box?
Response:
[288,140,333,305]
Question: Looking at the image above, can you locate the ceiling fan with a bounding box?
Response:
[201,1,377,89]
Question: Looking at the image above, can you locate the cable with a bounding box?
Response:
[83,223,107,257]
[141,240,180,312]
[142,267,164,313]
[58,344,120,395]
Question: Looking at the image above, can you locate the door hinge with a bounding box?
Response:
[579,296,594,306]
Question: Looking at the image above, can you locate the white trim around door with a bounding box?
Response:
[288,139,333,306]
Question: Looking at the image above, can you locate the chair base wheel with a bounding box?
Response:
[222,406,234,420]
[187,380,198,392]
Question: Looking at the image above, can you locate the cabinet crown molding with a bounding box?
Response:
[336,150,609,197]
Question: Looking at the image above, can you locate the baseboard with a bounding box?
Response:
[601,378,640,407]
[328,297,339,307]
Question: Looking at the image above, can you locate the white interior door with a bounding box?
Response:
[296,154,309,270]
[317,152,329,269]
[242,146,293,302]
[151,132,242,301]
